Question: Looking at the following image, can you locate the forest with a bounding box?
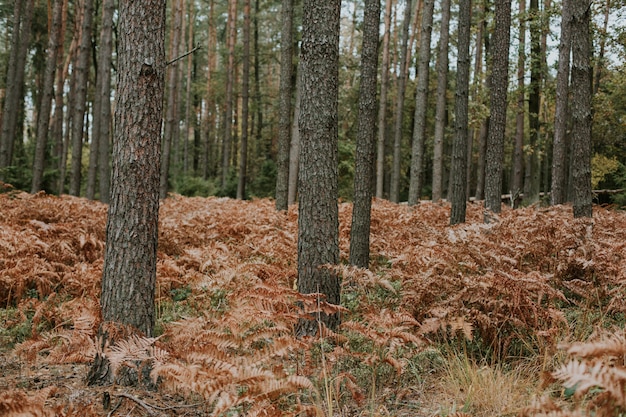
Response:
[1,0,626,416]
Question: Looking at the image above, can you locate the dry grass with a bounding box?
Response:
[1,191,625,416]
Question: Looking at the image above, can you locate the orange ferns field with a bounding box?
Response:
[1,190,626,416]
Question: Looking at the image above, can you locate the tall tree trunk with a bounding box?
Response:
[570,0,592,218]
[551,0,572,205]
[237,0,251,200]
[202,0,216,180]
[349,0,380,268]
[484,0,512,217]
[160,0,183,199]
[183,2,195,176]
[593,0,610,95]
[470,0,488,200]
[449,0,471,224]
[69,0,94,197]
[297,0,341,335]
[0,0,34,177]
[51,0,69,180]
[253,0,264,161]
[431,0,450,202]
[511,0,526,207]
[408,0,435,206]
[31,0,63,193]
[288,71,301,205]
[390,0,413,203]
[523,0,542,205]
[222,0,238,191]
[86,0,114,202]
[275,0,294,209]
[376,0,394,199]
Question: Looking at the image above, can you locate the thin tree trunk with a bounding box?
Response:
[551,0,572,205]
[160,0,183,199]
[511,0,526,207]
[31,0,63,193]
[222,0,238,191]
[593,0,610,95]
[349,0,380,268]
[449,0,471,224]
[183,2,194,176]
[408,0,435,206]
[431,0,450,202]
[69,0,94,197]
[484,0,512,217]
[570,0,592,218]
[376,0,394,199]
[275,0,294,209]
[288,71,301,206]
[237,0,251,200]
[469,0,487,200]
[202,0,216,180]
[254,0,264,160]
[390,0,413,203]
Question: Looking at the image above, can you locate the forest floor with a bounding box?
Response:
[1,190,625,416]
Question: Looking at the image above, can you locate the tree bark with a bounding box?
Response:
[484,0,512,218]
[390,0,413,203]
[275,0,294,209]
[551,0,572,205]
[31,0,63,193]
[69,0,94,196]
[297,0,341,335]
[431,0,450,202]
[349,0,380,269]
[408,0,435,206]
[221,0,238,192]
[511,0,526,208]
[288,71,302,206]
[570,0,592,218]
[376,0,394,199]
[449,0,471,224]
[237,0,251,200]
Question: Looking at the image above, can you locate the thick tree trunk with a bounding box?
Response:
[551,0,572,205]
[297,0,341,335]
[449,0,471,224]
[484,0,512,217]
[31,0,63,193]
[408,0,435,206]
[237,0,251,200]
[349,0,380,269]
[570,0,592,218]
[431,0,450,202]
[69,0,94,197]
[275,0,294,209]
[376,0,394,199]
[511,0,526,208]
[390,0,413,203]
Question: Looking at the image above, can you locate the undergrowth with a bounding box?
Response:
[0,192,625,416]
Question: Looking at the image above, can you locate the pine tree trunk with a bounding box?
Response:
[31,0,63,193]
[288,71,301,206]
[551,0,572,205]
[69,0,94,197]
[221,0,238,191]
[297,0,341,336]
[484,0,512,217]
[275,0,294,209]
[390,0,413,203]
[237,0,251,200]
[349,0,380,269]
[376,0,394,199]
[570,0,592,218]
[431,0,450,202]
[408,0,435,206]
[449,0,471,224]
[511,0,526,208]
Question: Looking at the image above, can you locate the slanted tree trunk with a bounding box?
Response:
[570,0,592,218]
[408,0,435,206]
[431,0,450,202]
[390,0,413,203]
[511,0,526,208]
[275,0,294,209]
[349,0,380,268]
[551,0,572,205]
[31,0,63,193]
[449,0,471,224]
[484,0,512,218]
[237,0,251,200]
[0,0,34,178]
[376,0,394,199]
[69,0,94,197]
[297,0,341,336]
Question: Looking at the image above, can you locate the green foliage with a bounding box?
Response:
[591,153,620,189]
[173,175,217,197]
[248,159,276,198]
